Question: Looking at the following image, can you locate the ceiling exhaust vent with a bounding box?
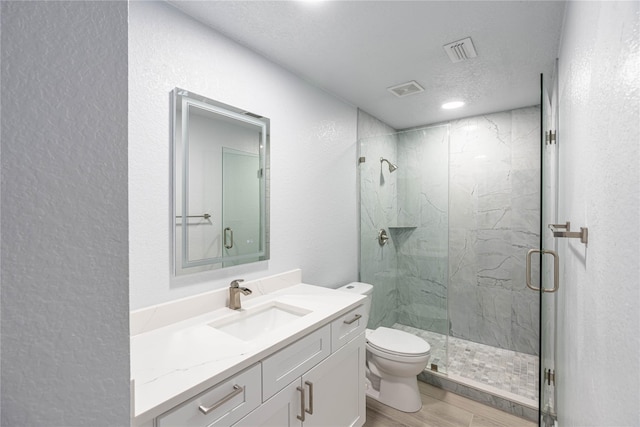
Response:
[387,80,424,98]
[443,37,478,63]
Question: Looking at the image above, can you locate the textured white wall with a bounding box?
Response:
[0,2,130,426]
[556,1,640,425]
[129,2,358,309]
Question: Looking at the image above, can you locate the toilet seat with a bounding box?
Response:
[366,327,431,358]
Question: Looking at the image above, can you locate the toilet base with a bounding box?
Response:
[366,369,423,412]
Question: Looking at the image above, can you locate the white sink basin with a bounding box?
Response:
[209,302,311,341]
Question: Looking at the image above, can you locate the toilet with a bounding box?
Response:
[337,282,431,413]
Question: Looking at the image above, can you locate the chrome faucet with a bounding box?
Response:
[229,279,252,310]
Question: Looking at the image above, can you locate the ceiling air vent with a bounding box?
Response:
[387,80,424,98]
[443,37,478,63]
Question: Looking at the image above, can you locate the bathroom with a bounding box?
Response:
[1,1,638,427]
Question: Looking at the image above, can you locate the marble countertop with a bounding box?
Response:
[131,281,364,424]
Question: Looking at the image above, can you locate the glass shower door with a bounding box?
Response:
[539,69,560,426]
[358,125,450,373]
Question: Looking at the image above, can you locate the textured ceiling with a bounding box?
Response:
[167,1,566,130]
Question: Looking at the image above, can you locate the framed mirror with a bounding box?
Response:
[172,88,269,276]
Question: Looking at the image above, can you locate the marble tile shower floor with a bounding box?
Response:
[393,323,539,404]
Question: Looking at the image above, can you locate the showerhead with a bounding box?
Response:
[380,157,398,173]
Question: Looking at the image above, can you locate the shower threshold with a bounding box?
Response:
[393,323,539,421]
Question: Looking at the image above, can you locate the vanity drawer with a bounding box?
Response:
[331,304,367,352]
[261,324,331,400]
[156,364,261,427]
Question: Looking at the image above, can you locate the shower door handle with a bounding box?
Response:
[526,249,559,293]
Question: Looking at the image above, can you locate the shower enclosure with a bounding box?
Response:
[358,104,544,415]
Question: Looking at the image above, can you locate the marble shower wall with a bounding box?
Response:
[448,106,540,355]
[358,110,399,328]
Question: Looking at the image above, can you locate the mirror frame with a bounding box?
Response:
[171,88,270,275]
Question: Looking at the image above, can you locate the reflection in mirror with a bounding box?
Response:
[172,88,269,275]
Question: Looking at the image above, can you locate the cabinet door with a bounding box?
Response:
[301,333,365,427]
[234,379,302,427]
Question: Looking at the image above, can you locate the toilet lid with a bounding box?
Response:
[367,327,431,356]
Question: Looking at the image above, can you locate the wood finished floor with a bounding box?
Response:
[363,382,537,427]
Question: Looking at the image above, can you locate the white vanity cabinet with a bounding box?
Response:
[140,294,368,427]
[234,307,366,427]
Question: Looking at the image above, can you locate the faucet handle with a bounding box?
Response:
[230,279,244,288]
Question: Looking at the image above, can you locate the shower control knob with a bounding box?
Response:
[378,229,389,246]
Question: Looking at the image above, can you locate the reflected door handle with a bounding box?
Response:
[526,248,559,293]
[224,227,234,249]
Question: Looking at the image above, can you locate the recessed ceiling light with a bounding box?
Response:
[442,101,465,110]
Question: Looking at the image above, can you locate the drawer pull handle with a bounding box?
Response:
[198,384,243,415]
[305,381,314,415]
[343,314,362,325]
[296,386,306,421]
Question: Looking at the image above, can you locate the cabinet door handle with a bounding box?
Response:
[343,314,362,325]
[296,386,306,421]
[198,384,243,415]
[305,381,314,415]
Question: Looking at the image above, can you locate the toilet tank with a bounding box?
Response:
[336,282,373,317]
